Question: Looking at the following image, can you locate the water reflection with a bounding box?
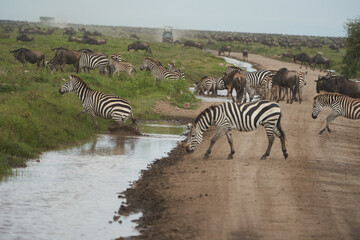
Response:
[0,122,185,240]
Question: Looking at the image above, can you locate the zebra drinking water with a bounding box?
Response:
[185,100,288,160]
[312,93,360,134]
[59,75,136,128]
[140,57,180,81]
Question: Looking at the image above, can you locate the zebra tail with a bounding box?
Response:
[130,111,137,127]
[277,113,286,141]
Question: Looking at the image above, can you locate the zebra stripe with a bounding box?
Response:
[140,57,179,81]
[245,70,273,101]
[168,62,185,79]
[312,93,360,134]
[59,75,136,128]
[109,58,136,78]
[79,52,109,74]
[186,100,288,160]
[196,76,224,95]
[110,53,122,62]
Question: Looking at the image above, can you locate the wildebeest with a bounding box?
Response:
[130,34,140,40]
[292,52,311,69]
[309,54,330,72]
[68,36,83,43]
[128,41,152,54]
[223,70,246,103]
[272,68,300,104]
[329,44,339,52]
[218,46,231,56]
[48,49,80,73]
[16,34,33,42]
[184,40,203,49]
[10,48,45,69]
[281,52,293,62]
[315,75,360,98]
[242,50,248,61]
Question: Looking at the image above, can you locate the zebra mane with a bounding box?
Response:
[145,57,162,66]
[314,92,344,99]
[194,105,218,124]
[70,74,89,88]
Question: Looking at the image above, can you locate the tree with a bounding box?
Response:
[342,17,360,78]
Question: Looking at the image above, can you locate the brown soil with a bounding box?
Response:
[117,52,360,240]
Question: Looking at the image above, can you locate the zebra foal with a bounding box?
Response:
[185,100,288,160]
[312,93,360,134]
[59,75,136,128]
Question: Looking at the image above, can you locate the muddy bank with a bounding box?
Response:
[117,52,360,240]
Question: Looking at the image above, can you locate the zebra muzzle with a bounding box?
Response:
[59,89,65,95]
[311,113,317,119]
[185,145,194,154]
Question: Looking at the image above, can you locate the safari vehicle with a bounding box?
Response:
[162,26,173,43]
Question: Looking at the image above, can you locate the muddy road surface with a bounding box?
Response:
[118,52,360,240]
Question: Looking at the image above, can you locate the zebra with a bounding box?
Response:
[185,100,288,160]
[79,52,109,75]
[110,53,122,62]
[140,57,179,81]
[168,62,185,79]
[59,74,136,128]
[109,58,136,78]
[245,70,273,101]
[297,71,307,103]
[312,93,360,134]
[195,76,224,96]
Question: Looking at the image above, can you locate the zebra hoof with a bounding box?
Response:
[260,155,267,160]
[283,152,289,159]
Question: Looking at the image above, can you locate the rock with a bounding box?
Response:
[182,102,191,109]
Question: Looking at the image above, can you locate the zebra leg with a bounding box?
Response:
[274,126,288,160]
[261,130,275,160]
[225,131,235,159]
[86,110,99,129]
[76,108,87,118]
[204,127,230,160]
[319,113,340,134]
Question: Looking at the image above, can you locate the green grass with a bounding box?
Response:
[0,28,227,178]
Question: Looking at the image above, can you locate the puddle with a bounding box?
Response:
[0,122,186,240]
[221,56,257,72]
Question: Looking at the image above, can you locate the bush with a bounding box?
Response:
[342,17,360,78]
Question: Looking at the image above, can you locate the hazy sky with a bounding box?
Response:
[0,0,359,37]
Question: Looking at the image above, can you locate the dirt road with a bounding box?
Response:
[119,52,360,240]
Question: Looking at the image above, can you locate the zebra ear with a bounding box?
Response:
[187,123,193,130]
